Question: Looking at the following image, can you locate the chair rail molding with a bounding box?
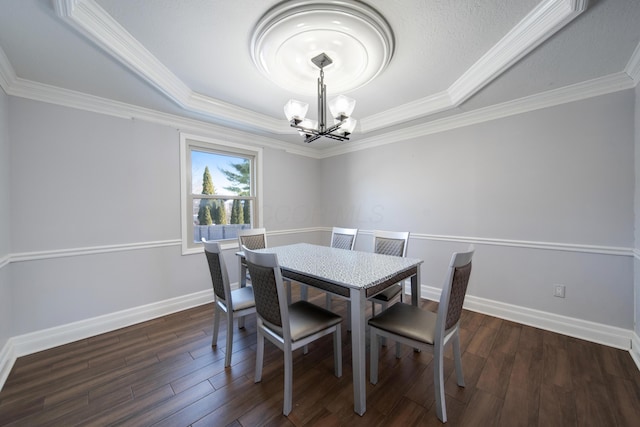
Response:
[2,229,631,266]
[352,228,632,257]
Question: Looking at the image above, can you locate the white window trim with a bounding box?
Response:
[180,132,263,255]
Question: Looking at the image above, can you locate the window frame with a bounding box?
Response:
[180,133,263,254]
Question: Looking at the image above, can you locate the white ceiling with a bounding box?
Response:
[0,0,639,153]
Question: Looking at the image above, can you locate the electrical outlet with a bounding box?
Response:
[554,284,566,298]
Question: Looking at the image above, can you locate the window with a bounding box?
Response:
[180,133,262,254]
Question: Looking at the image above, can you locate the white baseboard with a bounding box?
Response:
[2,284,637,391]
[0,336,16,393]
[420,285,633,350]
[631,332,640,371]
[0,289,213,391]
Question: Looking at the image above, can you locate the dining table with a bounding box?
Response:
[237,242,423,416]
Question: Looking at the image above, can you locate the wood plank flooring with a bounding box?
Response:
[1,287,639,426]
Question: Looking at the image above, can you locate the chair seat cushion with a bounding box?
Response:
[288,301,342,342]
[230,286,256,311]
[371,284,402,301]
[368,303,437,345]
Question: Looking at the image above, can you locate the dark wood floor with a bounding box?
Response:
[1,287,639,426]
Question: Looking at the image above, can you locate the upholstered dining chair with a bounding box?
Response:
[202,239,256,368]
[368,246,474,423]
[237,227,268,251]
[331,226,358,250]
[237,228,268,286]
[369,230,410,315]
[243,246,342,416]
[237,227,268,290]
[326,227,358,310]
[238,227,298,302]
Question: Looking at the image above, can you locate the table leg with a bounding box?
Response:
[350,288,367,415]
[410,267,422,352]
[410,265,421,306]
[239,261,247,288]
[238,260,247,328]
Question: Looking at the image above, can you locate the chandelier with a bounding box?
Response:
[250,1,395,143]
[284,53,357,143]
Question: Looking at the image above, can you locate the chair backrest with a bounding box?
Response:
[436,246,474,337]
[238,228,267,250]
[243,246,291,339]
[202,239,232,305]
[330,227,358,250]
[373,230,409,257]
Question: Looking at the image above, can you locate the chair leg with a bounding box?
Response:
[212,306,221,347]
[283,344,293,416]
[370,329,379,384]
[325,294,332,310]
[380,301,388,346]
[224,313,233,368]
[285,280,292,304]
[300,284,308,301]
[238,314,245,329]
[333,326,342,378]
[452,332,465,386]
[434,344,447,423]
[254,330,264,383]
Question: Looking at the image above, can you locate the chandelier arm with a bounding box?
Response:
[322,133,350,142]
[304,134,323,143]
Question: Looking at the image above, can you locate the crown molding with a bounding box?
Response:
[0,45,16,93]
[3,70,317,158]
[448,0,588,105]
[320,71,633,158]
[625,40,640,85]
[52,0,287,134]
[360,0,587,132]
[0,49,630,161]
[0,3,631,161]
[52,0,588,136]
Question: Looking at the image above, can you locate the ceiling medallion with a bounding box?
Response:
[250,0,395,96]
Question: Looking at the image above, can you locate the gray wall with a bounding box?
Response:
[6,97,320,336]
[0,88,11,349]
[321,90,635,329]
[2,87,638,340]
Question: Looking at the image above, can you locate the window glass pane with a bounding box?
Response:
[192,198,252,242]
[191,150,250,196]
[181,134,261,253]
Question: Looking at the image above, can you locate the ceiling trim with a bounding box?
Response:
[359,0,588,132]
[318,71,634,159]
[52,0,587,137]
[53,0,288,134]
[0,38,633,161]
[0,44,15,91]
[626,41,640,85]
[0,47,318,158]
